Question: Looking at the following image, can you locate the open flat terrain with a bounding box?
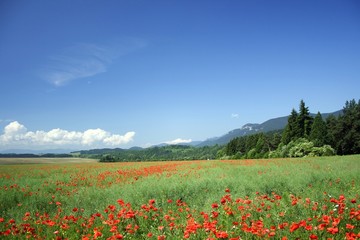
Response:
[0,157,97,165]
[0,156,359,239]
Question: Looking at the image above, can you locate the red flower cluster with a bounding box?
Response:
[0,190,358,239]
[0,159,359,239]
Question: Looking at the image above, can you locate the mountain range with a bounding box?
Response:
[196,110,342,147]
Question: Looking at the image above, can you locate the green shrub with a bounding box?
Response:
[289,138,314,157]
[271,138,335,158]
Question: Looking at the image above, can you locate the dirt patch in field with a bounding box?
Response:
[0,158,98,165]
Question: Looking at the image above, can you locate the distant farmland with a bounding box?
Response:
[0,157,97,165]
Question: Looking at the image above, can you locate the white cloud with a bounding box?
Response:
[0,121,135,149]
[81,128,108,145]
[41,39,147,87]
[165,138,192,145]
[104,132,136,146]
[4,121,27,135]
[231,113,239,118]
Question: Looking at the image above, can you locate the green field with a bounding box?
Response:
[0,157,97,165]
[0,155,359,239]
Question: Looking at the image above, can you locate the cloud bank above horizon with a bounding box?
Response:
[0,121,135,150]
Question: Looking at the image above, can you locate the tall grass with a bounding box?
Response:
[0,155,359,239]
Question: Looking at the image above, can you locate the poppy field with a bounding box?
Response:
[0,155,359,239]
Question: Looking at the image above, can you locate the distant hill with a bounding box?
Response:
[197,110,342,147]
[72,148,125,155]
[152,141,202,148]
[129,146,144,150]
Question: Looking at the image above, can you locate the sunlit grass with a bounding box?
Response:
[0,156,359,239]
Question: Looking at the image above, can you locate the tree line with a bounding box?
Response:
[96,145,223,162]
[224,99,360,159]
[89,98,359,162]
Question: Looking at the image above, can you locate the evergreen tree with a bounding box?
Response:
[246,134,259,153]
[255,133,267,157]
[309,112,327,146]
[270,132,282,150]
[325,114,338,147]
[225,138,237,156]
[297,100,313,138]
[335,99,360,155]
[236,137,247,155]
[282,100,313,144]
[282,108,299,144]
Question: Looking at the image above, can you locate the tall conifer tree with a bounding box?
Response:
[297,100,313,138]
[335,99,360,154]
[310,112,327,146]
[282,108,299,144]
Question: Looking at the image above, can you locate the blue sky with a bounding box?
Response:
[0,0,359,150]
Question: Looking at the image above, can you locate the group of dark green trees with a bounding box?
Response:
[225,99,360,159]
[223,131,282,159]
[97,145,223,162]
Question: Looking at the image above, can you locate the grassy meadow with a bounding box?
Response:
[0,156,359,239]
[0,158,97,165]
